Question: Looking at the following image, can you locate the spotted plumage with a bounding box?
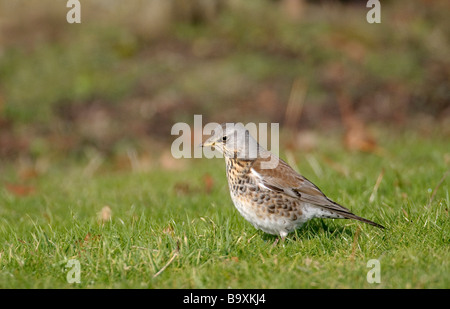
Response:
[201,123,384,241]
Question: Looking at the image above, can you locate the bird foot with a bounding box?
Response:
[271,236,286,247]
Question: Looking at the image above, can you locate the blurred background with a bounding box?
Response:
[0,0,449,172]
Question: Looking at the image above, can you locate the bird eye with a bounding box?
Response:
[222,136,227,142]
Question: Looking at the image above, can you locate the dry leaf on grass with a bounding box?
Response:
[76,233,102,248]
[338,93,382,154]
[5,183,36,196]
[203,173,214,193]
[97,206,112,223]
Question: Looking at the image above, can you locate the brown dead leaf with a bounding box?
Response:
[173,182,193,195]
[76,233,102,248]
[338,93,381,154]
[84,233,92,243]
[5,183,36,196]
[19,167,39,180]
[113,154,131,171]
[98,206,112,223]
[344,122,378,153]
[224,256,239,263]
[203,173,214,193]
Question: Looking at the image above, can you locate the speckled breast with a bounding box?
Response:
[224,157,305,235]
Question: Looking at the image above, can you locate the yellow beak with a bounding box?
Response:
[200,137,215,148]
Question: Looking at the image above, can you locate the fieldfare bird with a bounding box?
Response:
[201,123,384,242]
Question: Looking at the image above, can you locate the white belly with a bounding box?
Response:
[230,194,307,237]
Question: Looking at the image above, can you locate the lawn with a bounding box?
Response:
[0,129,448,288]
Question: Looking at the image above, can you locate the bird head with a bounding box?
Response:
[201,123,261,159]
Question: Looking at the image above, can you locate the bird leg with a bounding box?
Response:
[271,235,286,247]
[271,237,279,247]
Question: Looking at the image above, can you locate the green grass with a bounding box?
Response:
[0,130,449,288]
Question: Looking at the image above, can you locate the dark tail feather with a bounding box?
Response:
[320,199,385,229]
[344,213,385,229]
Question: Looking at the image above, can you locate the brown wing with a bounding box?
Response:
[251,155,384,228]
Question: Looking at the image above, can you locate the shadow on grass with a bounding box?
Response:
[259,219,356,244]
